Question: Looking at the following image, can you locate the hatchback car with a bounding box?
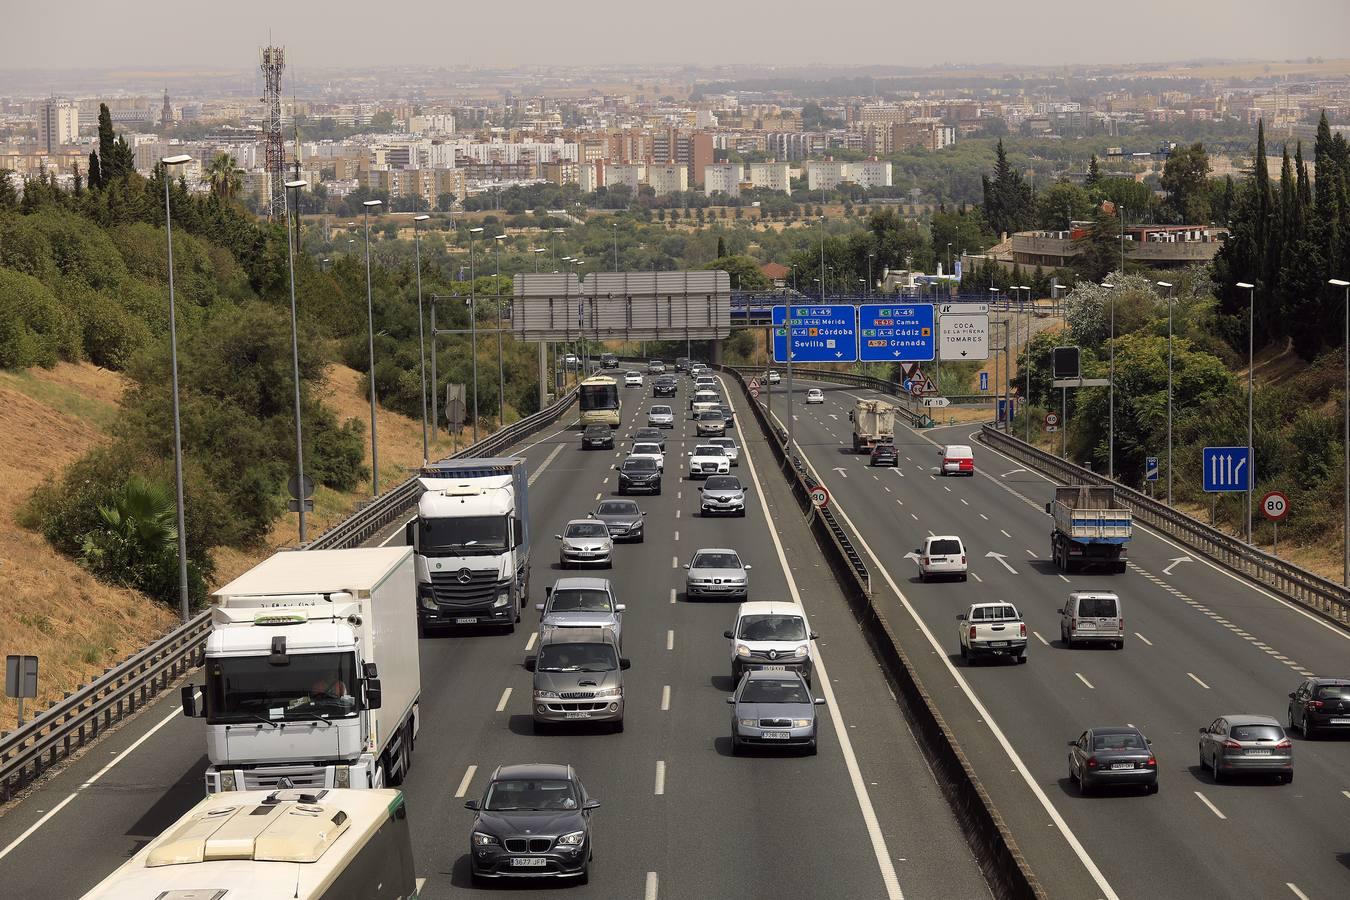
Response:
[766,370,781,384]
[1198,715,1293,783]
[536,578,625,649]
[581,424,613,450]
[939,444,975,476]
[528,626,629,732]
[708,436,739,466]
[1287,677,1350,738]
[631,426,666,449]
[465,764,599,885]
[870,443,898,467]
[600,354,618,369]
[685,548,751,601]
[653,376,678,397]
[915,535,967,582]
[1068,726,1158,795]
[805,388,825,404]
[556,520,613,568]
[696,410,726,436]
[647,360,665,374]
[699,474,746,517]
[1059,591,1125,649]
[647,405,675,428]
[623,371,643,388]
[725,601,815,684]
[591,499,645,542]
[727,670,825,756]
[616,457,662,495]
[628,442,665,472]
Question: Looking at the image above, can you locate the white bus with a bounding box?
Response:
[81,788,418,900]
[578,375,621,427]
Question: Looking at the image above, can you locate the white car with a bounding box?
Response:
[647,405,674,428]
[624,371,644,388]
[805,388,825,404]
[766,371,781,384]
[648,360,666,374]
[915,535,967,582]
[695,376,717,392]
[708,436,739,466]
[690,364,707,378]
[628,442,665,472]
[725,601,816,685]
[688,444,731,478]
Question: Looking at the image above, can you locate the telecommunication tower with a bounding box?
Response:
[259,45,286,220]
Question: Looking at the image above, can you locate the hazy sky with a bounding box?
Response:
[6,0,1349,71]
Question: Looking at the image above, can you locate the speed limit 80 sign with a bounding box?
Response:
[1260,490,1289,521]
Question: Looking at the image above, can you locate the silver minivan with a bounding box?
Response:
[1058,591,1124,649]
[527,626,630,733]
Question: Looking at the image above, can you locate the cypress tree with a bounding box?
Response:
[1253,121,1276,290]
[1086,154,1101,188]
[97,104,116,173]
[1294,142,1310,238]
[87,149,102,190]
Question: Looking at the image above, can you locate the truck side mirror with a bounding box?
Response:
[363,662,378,678]
[615,604,626,612]
[524,656,537,672]
[957,613,966,620]
[723,630,734,639]
[365,678,383,711]
[1044,502,1052,514]
[180,684,203,718]
[404,520,416,547]
[545,586,553,597]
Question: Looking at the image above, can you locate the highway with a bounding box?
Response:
[766,376,1350,900]
[0,372,987,899]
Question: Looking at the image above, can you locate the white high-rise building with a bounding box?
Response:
[748,161,791,194]
[805,160,850,191]
[38,98,79,153]
[851,159,892,189]
[703,162,742,198]
[605,162,646,190]
[647,163,688,196]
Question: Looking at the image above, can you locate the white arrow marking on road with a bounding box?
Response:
[832,467,849,478]
[986,551,1018,574]
[828,413,838,420]
[1163,556,1192,575]
[904,552,921,563]
[1001,468,1027,478]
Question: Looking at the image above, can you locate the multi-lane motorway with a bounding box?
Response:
[768,376,1350,900]
[0,372,987,899]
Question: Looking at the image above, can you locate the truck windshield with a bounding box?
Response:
[207,652,359,723]
[419,515,509,554]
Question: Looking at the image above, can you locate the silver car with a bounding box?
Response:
[727,670,824,756]
[708,437,739,466]
[699,474,746,517]
[1198,714,1293,783]
[684,548,750,600]
[647,405,674,428]
[537,577,625,650]
[1067,726,1158,795]
[529,627,629,732]
[696,410,726,436]
[556,519,613,568]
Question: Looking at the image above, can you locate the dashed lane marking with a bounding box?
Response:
[454,765,478,798]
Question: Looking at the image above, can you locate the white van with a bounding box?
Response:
[724,601,816,686]
[1058,591,1125,649]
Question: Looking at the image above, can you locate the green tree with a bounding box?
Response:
[1086,154,1101,188]
[1071,210,1122,282]
[1160,142,1212,224]
[1035,182,1094,230]
[96,104,116,179]
[981,138,1034,237]
[702,254,770,291]
[205,152,242,202]
[0,170,17,209]
[79,475,205,603]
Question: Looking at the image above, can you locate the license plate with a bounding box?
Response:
[455,617,477,624]
[565,711,592,719]
[761,665,786,670]
[511,858,548,868]
[1078,622,1095,630]
[1111,762,1135,770]
[762,732,790,740]
[1246,748,1271,756]
[1332,718,1350,724]
[990,641,1008,647]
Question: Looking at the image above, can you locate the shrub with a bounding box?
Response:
[0,268,80,368]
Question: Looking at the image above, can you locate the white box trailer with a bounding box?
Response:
[186,547,421,793]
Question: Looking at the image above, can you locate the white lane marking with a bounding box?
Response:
[524,632,537,652]
[654,760,666,795]
[677,491,683,500]
[454,765,478,798]
[522,427,567,451]
[674,530,679,541]
[671,556,678,569]
[669,588,677,605]
[1025,549,1037,557]
[527,443,566,485]
[1075,673,1095,689]
[1287,885,1311,900]
[910,513,919,521]
[746,398,905,900]
[1032,631,1049,646]
[1194,791,1227,820]
[495,688,512,712]
[666,630,674,651]
[595,492,602,500]
[645,872,660,900]
[960,498,969,505]
[675,509,681,519]
[661,685,671,711]
[986,552,1018,574]
[1000,529,1012,538]
[0,703,183,863]
[1187,672,1211,689]
[602,477,609,484]
[970,572,983,583]
[1135,632,1154,646]
[1001,468,1027,477]
[769,407,1116,900]
[1058,574,1071,583]
[979,513,989,520]
[416,877,426,894]
[1342,790,1350,800]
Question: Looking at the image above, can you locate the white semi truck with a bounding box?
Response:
[408,457,531,634]
[182,547,421,794]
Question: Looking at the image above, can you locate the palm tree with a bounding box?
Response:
[206,152,242,202]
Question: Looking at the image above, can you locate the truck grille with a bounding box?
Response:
[429,569,499,606]
[239,765,329,790]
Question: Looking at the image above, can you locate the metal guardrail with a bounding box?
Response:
[0,387,581,802]
[731,365,927,428]
[980,425,1350,630]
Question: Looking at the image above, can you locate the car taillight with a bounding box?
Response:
[1222,739,1242,750]
[1118,617,1125,632]
[1274,738,1292,749]
[961,555,967,564]
[1019,623,1026,637]
[1070,618,1077,629]
[968,626,977,640]
[1145,756,1156,767]
[922,557,930,566]
[1086,757,1098,769]
[943,458,953,466]
[1311,700,1324,709]
[961,460,973,470]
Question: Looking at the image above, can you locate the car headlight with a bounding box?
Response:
[738,718,758,727]
[534,690,559,700]
[593,687,623,699]
[794,645,809,657]
[472,831,499,847]
[735,644,751,657]
[333,765,349,788]
[492,589,510,608]
[556,830,586,847]
[791,719,812,728]
[219,770,237,791]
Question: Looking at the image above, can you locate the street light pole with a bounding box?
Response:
[818,215,826,299]
[1101,280,1117,480]
[495,233,507,430]
[1020,285,1032,443]
[161,154,192,622]
[284,179,310,542]
[1332,277,1350,585]
[469,226,483,443]
[1237,282,1256,543]
[413,214,431,465]
[867,253,874,298]
[612,220,619,272]
[362,199,383,494]
[1157,281,1175,505]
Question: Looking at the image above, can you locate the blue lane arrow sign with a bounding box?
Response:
[1202,446,1250,492]
[1145,456,1159,482]
[979,371,989,392]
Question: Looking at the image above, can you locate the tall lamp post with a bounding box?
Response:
[989,287,1001,426]
[1331,277,1350,585]
[818,215,826,299]
[1157,281,1175,505]
[1101,281,1118,480]
[494,233,508,430]
[468,226,484,443]
[412,214,431,465]
[611,220,620,271]
[867,252,874,297]
[1236,281,1256,542]
[1018,285,1032,442]
[284,179,310,541]
[161,154,193,622]
[362,199,383,494]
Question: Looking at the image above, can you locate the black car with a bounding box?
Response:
[631,427,666,449]
[653,376,678,397]
[1067,726,1158,795]
[581,424,613,450]
[466,764,599,885]
[616,457,661,494]
[1288,677,1350,738]
[600,354,618,369]
[870,443,899,466]
[592,499,646,542]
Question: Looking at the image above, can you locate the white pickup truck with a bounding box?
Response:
[957,602,1028,664]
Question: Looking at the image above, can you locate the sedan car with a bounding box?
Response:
[696,409,726,436]
[916,535,967,582]
[581,424,613,450]
[623,371,643,388]
[708,436,739,466]
[653,376,678,398]
[685,548,750,601]
[591,499,645,542]
[556,519,613,568]
[466,764,598,885]
[870,443,898,467]
[628,442,665,472]
[766,370,781,384]
[616,457,661,494]
[1068,726,1158,795]
[631,426,666,449]
[688,444,730,478]
[647,405,675,428]
[1198,715,1293,783]
[1287,677,1350,738]
[728,670,825,756]
[536,578,625,649]
[699,474,746,517]
[805,388,825,404]
[647,360,665,374]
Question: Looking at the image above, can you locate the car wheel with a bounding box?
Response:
[919,572,928,583]
[960,643,967,659]
[731,734,743,756]
[1211,753,1222,783]
[636,534,645,543]
[1017,652,1028,664]
[1302,714,1315,739]
[806,735,818,756]
[471,869,489,887]
[1115,638,1125,650]
[1283,771,1294,785]
[959,573,968,582]
[737,509,746,517]
[1065,632,1074,649]
[1146,781,1159,795]
[1078,773,1091,796]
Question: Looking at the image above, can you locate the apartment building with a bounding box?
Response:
[890,119,956,152]
[766,131,824,161]
[647,162,688,196]
[542,159,579,185]
[748,161,791,194]
[38,98,79,153]
[703,162,743,198]
[806,158,892,190]
[605,162,646,190]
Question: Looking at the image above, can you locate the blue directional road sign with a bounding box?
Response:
[979,371,989,392]
[1145,456,1159,482]
[771,304,858,363]
[1202,446,1250,492]
[858,303,935,362]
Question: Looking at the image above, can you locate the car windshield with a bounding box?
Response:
[705,476,741,491]
[584,426,608,436]
[738,615,807,641]
[929,539,962,555]
[1078,597,1118,617]
[547,589,613,612]
[1315,684,1350,700]
[419,515,509,554]
[1092,732,1146,751]
[484,779,580,812]
[623,458,657,472]
[650,407,671,415]
[808,390,822,397]
[537,642,619,672]
[699,411,721,420]
[711,439,736,449]
[633,444,662,455]
[695,446,725,457]
[597,502,639,517]
[1229,724,1284,741]
[634,429,662,441]
[566,522,609,538]
[740,679,811,704]
[692,552,740,569]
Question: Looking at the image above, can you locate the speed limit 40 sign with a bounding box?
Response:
[1260,490,1289,521]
